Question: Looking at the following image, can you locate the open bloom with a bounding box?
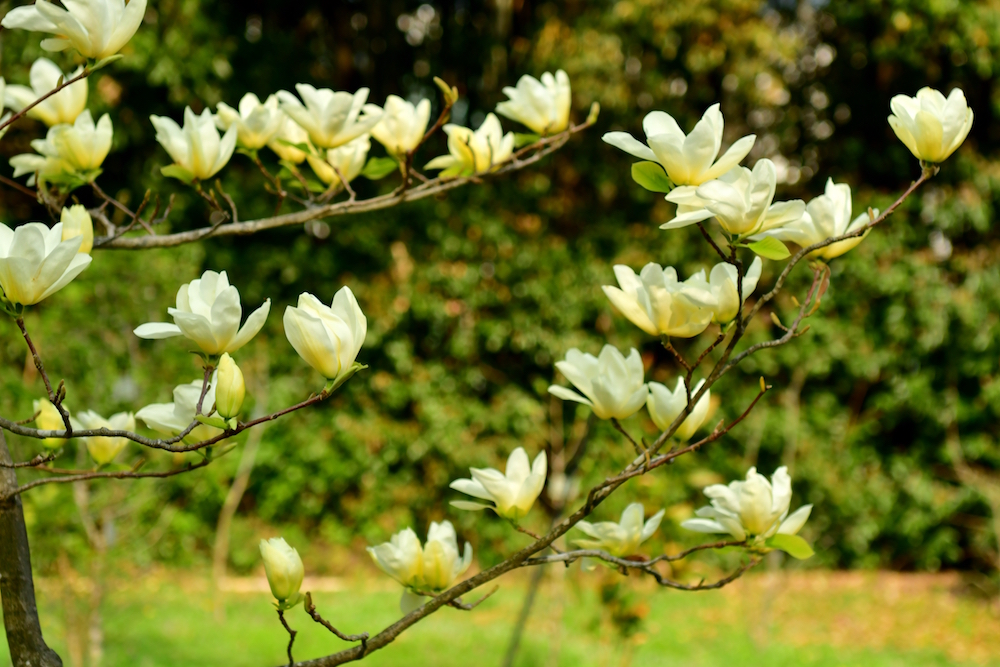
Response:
[888,87,973,164]
[370,95,431,156]
[33,399,67,448]
[277,84,382,149]
[215,93,284,150]
[662,160,805,237]
[267,113,312,164]
[689,257,763,323]
[495,70,571,135]
[602,263,717,337]
[450,447,547,520]
[0,221,92,307]
[368,521,473,613]
[549,346,647,420]
[134,270,270,356]
[306,135,370,187]
[574,503,664,557]
[4,58,87,127]
[215,353,245,419]
[425,113,514,178]
[1,0,147,60]
[151,107,237,181]
[646,378,710,440]
[260,538,304,603]
[72,410,135,465]
[604,104,755,187]
[682,466,812,541]
[283,287,367,383]
[11,110,113,185]
[759,179,875,261]
[135,378,222,444]
[60,205,94,254]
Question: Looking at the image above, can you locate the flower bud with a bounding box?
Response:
[33,399,66,448]
[215,353,245,419]
[61,204,94,254]
[259,537,304,603]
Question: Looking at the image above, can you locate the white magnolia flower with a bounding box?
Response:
[548,346,647,420]
[602,263,717,337]
[450,447,547,520]
[604,104,756,186]
[368,521,473,614]
[306,135,370,186]
[687,256,763,323]
[662,160,805,237]
[33,398,67,448]
[425,113,514,178]
[277,84,382,149]
[0,221,92,307]
[72,410,135,465]
[60,205,94,254]
[259,537,304,602]
[135,377,222,444]
[11,110,113,185]
[151,107,237,181]
[574,503,665,557]
[682,466,813,542]
[646,378,711,441]
[4,58,88,127]
[133,270,270,356]
[284,287,367,383]
[759,179,875,261]
[888,87,973,164]
[2,0,147,60]
[215,93,284,150]
[495,70,571,135]
[267,113,312,164]
[370,95,432,156]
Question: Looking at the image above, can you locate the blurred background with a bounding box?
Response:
[2,0,1000,665]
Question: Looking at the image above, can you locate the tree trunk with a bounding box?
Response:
[0,430,63,666]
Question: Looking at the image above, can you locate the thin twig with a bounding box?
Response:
[16,318,71,434]
[2,459,211,500]
[277,609,297,667]
[305,593,369,646]
[0,452,59,469]
[0,68,91,134]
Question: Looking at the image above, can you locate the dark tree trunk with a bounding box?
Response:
[0,430,62,666]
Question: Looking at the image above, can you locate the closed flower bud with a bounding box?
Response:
[548,346,647,421]
[215,353,245,419]
[73,410,135,465]
[61,205,94,254]
[259,537,304,603]
[450,447,547,520]
[888,87,973,164]
[33,399,67,448]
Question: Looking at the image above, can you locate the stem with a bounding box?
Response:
[16,318,71,434]
[278,610,297,667]
[0,69,91,134]
[304,593,369,645]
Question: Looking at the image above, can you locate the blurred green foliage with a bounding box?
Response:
[0,0,998,583]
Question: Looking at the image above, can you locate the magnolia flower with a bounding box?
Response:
[267,113,312,164]
[215,93,283,150]
[33,399,67,448]
[495,70,571,135]
[135,378,222,444]
[306,135,370,186]
[604,104,756,187]
[60,205,94,254]
[368,521,473,613]
[574,503,665,557]
[646,378,710,440]
[682,466,812,542]
[689,257,763,323]
[888,87,973,164]
[2,0,147,60]
[277,84,382,149]
[370,95,432,156]
[11,110,113,184]
[425,113,514,178]
[215,353,245,419]
[602,263,717,337]
[283,287,367,383]
[72,410,135,465]
[0,221,92,307]
[151,107,237,181]
[662,159,805,237]
[134,270,270,356]
[450,447,547,520]
[759,179,875,261]
[548,346,648,420]
[259,537,304,603]
[4,58,88,127]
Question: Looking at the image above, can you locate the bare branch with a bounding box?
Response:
[278,609,297,667]
[15,318,71,435]
[0,69,92,134]
[2,459,211,500]
[304,592,369,645]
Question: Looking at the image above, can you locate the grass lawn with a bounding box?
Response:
[3,567,999,667]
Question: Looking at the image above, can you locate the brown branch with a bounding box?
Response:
[0,452,58,469]
[196,363,215,416]
[0,68,91,134]
[2,459,211,500]
[15,318,71,435]
[525,539,745,568]
[0,175,39,200]
[660,337,692,373]
[278,609,297,667]
[304,592,369,645]
[696,222,728,261]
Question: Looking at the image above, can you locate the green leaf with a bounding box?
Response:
[161,164,195,184]
[360,156,398,180]
[765,534,815,559]
[631,161,672,193]
[277,139,313,155]
[514,133,541,148]
[748,236,791,260]
[194,415,228,430]
[90,54,124,72]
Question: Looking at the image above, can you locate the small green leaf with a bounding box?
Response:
[765,534,815,559]
[90,54,124,72]
[514,133,541,148]
[277,139,314,155]
[194,415,228,430]
[161,164,196,184]
[360,156,398,180]
[631,161,672,193]
[586,101,601,125]
[748,236,791,260]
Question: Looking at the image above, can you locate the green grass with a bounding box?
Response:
[2,570,999,667]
